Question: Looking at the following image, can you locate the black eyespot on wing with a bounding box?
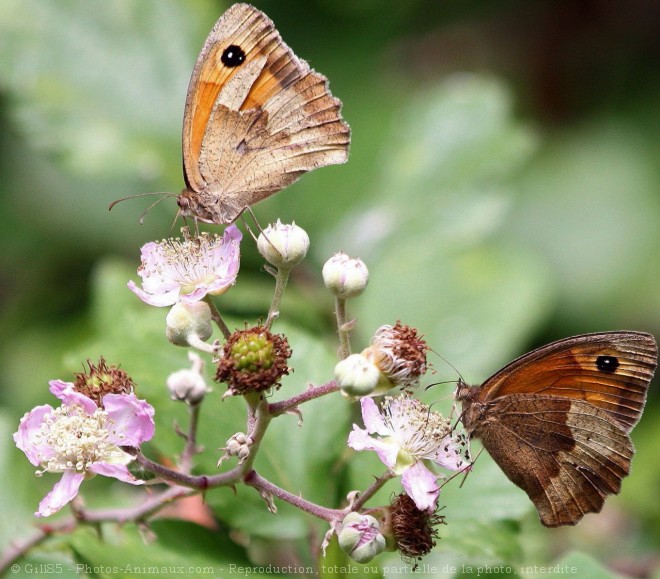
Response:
[596,355,619,373]
[221,45,246,68]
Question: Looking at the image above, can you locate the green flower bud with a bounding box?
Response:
[166,302,213,347]
[338,512,386,564]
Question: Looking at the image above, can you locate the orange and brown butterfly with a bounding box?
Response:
[454,331,657,527]
[176,3,350,224]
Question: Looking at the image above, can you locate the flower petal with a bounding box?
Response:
[127,280,181,307]
[359,398,391,436]
[36,470,85,517]
[13,405,55,466]
[49,380,97,413]
[89,462,143,485]
[425,435,470,471]
[401,461,439,513]
[103,393,155,446]
[348,425,399,468]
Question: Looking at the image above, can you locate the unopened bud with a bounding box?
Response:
[166,301,213,346]
[257,220,310,269]
[322,253,369,299]
[334,354,381,397]
[167,352,210,404]
[338,512,386,564]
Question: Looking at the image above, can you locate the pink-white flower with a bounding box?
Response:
[348,396,470,512]
[13,380,155,517]
[128,225,242,307]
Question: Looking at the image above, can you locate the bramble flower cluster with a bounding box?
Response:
[14,368,155,517]
[12,220,470,569]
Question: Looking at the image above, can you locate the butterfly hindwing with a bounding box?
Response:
[475,394,633,526]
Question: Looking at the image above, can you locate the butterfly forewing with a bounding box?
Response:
[479,332,657,432]
[180,3,349,224]
[183,4,280,189]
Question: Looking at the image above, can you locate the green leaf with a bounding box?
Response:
[70,521,265,578]
[541,551,622,579]
[324,77,550,378]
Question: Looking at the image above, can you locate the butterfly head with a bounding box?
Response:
[177,188,214,224]
[454,378,477,403]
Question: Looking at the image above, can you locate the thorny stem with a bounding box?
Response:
[244,470,343,522]
[350,471,396,511]
[179,402,202,474]
[239,394,272,473]
[266,266,291,329]
[204,295,231,340]
[268,380,339,416]
[334,297,351,359]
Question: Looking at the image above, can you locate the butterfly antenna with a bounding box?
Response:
[135,194,176,225]
[428,347,465,386]
[109,191,177,212]
[425,378,459,392]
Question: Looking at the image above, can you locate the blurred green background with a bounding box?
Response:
[1,0,658,577]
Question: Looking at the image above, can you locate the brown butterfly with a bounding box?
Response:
[455,331,657,527]
[177,3,350,224]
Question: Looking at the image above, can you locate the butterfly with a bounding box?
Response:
[176,3,350,224]
[455,331,657,527]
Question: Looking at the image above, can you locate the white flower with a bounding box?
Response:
[348,396,470,512]
[14,381,155,517]
[128,225,241,307]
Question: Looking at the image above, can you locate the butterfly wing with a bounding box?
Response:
[476,394,634,527]
[458,331,657,526]
[478,331,657,432]
[181,3,349,223]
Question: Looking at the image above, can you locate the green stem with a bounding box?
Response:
[238,393,272,473]
[204,296,231,339]
[335,297,351,359]
[266,266,291,329]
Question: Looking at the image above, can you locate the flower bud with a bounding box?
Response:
[257,220,310,269]
[334,354,381,397]
[166,301,213,347]
[338,512,386,564]
[218,432,255,466]
[322,252,369,299]
[167,353,210,405]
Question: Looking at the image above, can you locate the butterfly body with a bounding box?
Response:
[178,3,350,224]
[455,331,657,527]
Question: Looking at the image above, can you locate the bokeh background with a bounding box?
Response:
[1,1,658,577]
